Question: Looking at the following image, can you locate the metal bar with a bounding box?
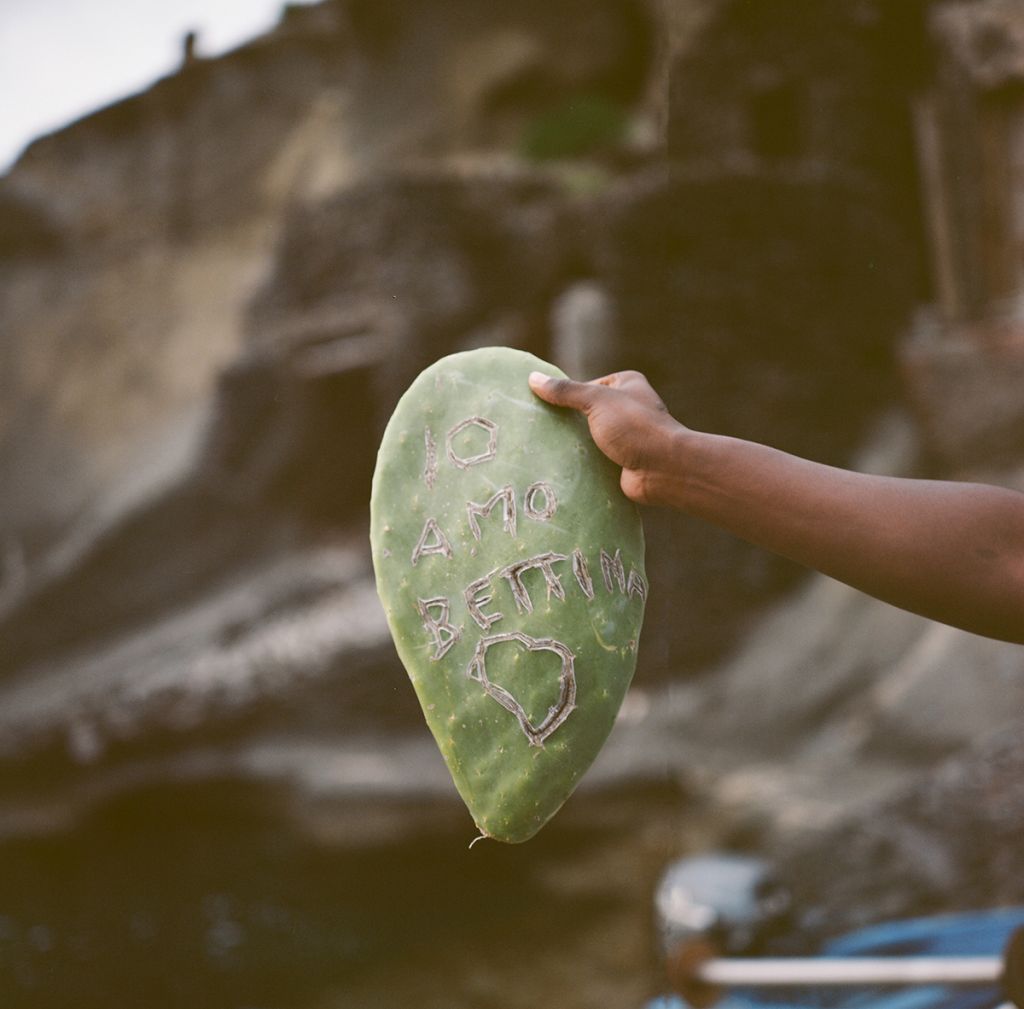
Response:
[697,956,1004,988]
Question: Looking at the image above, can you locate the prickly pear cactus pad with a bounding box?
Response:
[370,347,646,843]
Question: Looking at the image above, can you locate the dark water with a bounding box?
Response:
[0,776,700,1009]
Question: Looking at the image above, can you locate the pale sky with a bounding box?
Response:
[0,0,318,173]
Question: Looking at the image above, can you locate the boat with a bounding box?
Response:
[647,854,1024,1009]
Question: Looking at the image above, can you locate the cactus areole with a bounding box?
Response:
[370,348,646,843]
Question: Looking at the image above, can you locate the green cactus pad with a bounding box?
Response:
[370,348,646,843]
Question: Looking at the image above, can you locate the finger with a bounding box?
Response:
[599,370,647,389]
[599,369,668,410]
[528,372,601,412]
[592,371,648,392]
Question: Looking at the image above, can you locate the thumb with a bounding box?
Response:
[528,371,598,413]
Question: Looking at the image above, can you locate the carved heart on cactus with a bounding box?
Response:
[466,631,577,748]
[370,347,647,843]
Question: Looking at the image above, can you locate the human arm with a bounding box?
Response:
[528,370,1024,645]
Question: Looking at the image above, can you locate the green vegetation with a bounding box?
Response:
[519,95,630,161]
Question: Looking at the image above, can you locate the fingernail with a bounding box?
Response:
[528,371,548,388]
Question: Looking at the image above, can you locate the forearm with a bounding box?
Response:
[527,369,1024,642]
[658,430,1024,644]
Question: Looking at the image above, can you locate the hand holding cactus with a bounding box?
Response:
[528,369,691,508]
[533,367,1024,645]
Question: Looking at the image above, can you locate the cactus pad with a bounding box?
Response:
[370,348,646,842]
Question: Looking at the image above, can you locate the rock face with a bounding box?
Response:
[598,169,921,669]
[0,0,656,554]
[0,4,354,546]
[901,316,1024,469]
[244,168,578,428]
[772,724,1024,950]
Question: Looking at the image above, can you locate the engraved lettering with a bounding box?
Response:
[523,481,557,521]
[499,551,568,614]
[572,548,595,600]
[466,486,517,541]
[466,631,577,746]
[600,548,626,593]
[537,553,568,602]
[423,427,438,490]
[464,572,503,631]
[417,596,460,660]
[411,517,453,566]
[626,567,648,601]
[446,416,498,469]
[501,560,533,614]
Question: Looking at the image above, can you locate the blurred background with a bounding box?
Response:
[2,0,1024,1006]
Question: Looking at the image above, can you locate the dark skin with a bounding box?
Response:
[528,369,1024,645]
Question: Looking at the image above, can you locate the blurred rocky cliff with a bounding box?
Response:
[1,0,1023,1004]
